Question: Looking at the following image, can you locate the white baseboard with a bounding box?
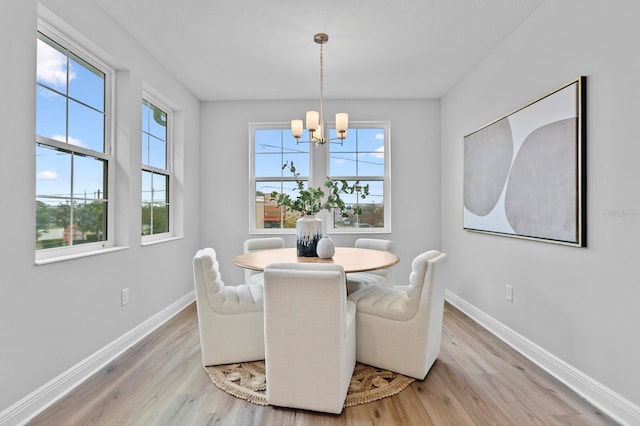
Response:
[445,290,640,426]
[0,291,195,426]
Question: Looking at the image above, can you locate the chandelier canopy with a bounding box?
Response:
[291,33,348,146]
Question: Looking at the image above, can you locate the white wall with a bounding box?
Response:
[200,99,441,285]
[441,0,640,412]
[0,0,200,413]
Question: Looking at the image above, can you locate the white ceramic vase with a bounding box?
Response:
[296,215,322,257]
[316,236,335,259]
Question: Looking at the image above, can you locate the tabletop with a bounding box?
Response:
[233,247,399,273]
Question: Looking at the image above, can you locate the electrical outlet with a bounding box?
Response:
[505,284,513,302]
[121,288,129,306]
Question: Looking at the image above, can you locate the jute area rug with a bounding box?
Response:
[205,361,415,408]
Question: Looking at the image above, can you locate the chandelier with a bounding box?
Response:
[291,33,348,146]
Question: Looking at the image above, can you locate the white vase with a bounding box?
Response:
[296,215,322,257]
[316,236,335,258]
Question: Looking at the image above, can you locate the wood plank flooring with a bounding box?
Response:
[29,303,618,425]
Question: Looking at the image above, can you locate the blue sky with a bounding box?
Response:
[36,35,107,202]
[254,127,385,205]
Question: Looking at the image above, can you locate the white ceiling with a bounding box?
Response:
[94,0,545,101]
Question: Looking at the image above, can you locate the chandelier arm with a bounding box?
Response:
[295,136,344,145]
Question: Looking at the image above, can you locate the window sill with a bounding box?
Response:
[327,228,391,235]
[141,236,183,247]
[35,246,129,266]
[249,229,296,235]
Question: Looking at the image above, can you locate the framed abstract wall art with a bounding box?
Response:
[463,77,586,246]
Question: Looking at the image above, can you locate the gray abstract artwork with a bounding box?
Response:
[463,78,585,246]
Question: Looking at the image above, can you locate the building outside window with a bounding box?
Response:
[249,121,390,234]
[35,26,113,259]
[141,97,172,239]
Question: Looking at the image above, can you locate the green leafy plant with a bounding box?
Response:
[271,161,369,217]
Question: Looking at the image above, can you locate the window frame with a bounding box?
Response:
[249,121,391,234]
[141,92,174,243]
[249,122,313,234]
[325,121,392,234]
[35,19,116,262]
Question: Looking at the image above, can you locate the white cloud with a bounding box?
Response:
[38,170,58,180]
[51,134,87,148]
[376,132,384,140]
[334,158,345,165]
[67,135,85,147]
[37,39,75,88]
[370,146,385,158]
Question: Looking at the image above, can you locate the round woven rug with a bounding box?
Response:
[205,361,415,407]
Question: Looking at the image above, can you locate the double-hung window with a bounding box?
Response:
[141,96,172,240]
[35,27,113,259]
[250,121,390,234]
[327,122,390,232]
[250,124,310,232]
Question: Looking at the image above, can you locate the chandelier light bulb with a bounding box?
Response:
[336,113,348,134]
[291,120,303,138]
[306,111,319,131]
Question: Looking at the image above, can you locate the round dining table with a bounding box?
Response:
[233,247,399,273]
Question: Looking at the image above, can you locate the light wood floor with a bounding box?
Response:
[29,302,617,425]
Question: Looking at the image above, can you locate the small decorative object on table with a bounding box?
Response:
[271,162,369,257]
[316,236,335,258]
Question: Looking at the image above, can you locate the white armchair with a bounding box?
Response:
[346,238,396,294]
[192,248,265,366]
[348,250,446,380]
[263,263,356,414]
[243,237,285,285]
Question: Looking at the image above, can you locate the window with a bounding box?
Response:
[250,124,310,232]
[249,121,390,234]
[141,96,172,240]
[35,27,113,259]
[327,123,390,232]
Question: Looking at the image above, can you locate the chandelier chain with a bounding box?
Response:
[319,42,324,139]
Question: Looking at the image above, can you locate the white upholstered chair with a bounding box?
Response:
[192,247,265,366]
[346,238,396,294]
[243,237,285,285]
[263,263,356,414]
[347,250,446,380]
